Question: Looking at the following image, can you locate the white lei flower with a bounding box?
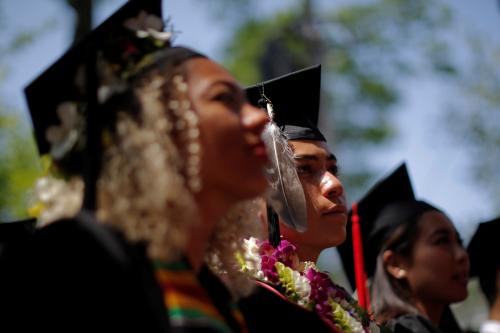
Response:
[291,270,312,306]
[241,237,264,280]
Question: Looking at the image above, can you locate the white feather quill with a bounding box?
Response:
[262,101,308,232]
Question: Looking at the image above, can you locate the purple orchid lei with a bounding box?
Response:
[238,237,380,333]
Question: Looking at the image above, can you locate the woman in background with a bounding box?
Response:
[339,164,469,333]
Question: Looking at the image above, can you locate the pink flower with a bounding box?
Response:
[273,240,300,270]
[260,255,278,283]
[258,240,275,257]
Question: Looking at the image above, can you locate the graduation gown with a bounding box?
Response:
[238,281,340,333]
[388,314,443,333]
[0,210,169,332]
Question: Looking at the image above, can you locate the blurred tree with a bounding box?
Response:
[0,52,42,221]
[199,0,457,200]
[0,0,96,220]
[0,3,58,221]
[446,40,500,213]
[0,115,40,220]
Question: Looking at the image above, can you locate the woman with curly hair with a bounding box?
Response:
[0,1,268,332]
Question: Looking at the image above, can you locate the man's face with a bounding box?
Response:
[280,140,347,250]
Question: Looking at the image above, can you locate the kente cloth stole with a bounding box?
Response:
[155,261,247,333]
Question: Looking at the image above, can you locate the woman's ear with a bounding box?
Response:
[383,249,408,280]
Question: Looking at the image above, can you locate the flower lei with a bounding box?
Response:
[238,237,380,333]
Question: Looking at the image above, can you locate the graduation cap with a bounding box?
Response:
[25,0,164,160]
[25,0,204,210]
[24,0,164,210]
[245,66,324,246]
[337,163,416,308]
[467,217,500,304]
[246,64,325,142]
[0,218,36,244]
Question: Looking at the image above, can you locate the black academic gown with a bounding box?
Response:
[196,266,246,333]
[0,210,169,333]
[0,218,35,253]
[387,307,464,333]
[239,282,340,333]
[388,314,443,333]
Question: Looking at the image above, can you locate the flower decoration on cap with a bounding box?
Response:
[43,10,173,165]
[45,102,84,160]
[124,11,172,41]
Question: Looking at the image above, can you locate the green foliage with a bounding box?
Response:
[0,112,41,221]
[215,0,455,196]
[0,5,50,221]
[445,40,500,211]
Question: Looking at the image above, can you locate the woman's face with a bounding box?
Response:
[280,140,347,251]
[403,211,469,306]
[184,58,269,200]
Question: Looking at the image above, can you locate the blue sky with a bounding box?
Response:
[2,0,499,243]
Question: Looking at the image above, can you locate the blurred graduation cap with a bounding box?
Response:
[24,0,163,209]
[467,217,500,304]
[338,162,443,310]
[337,162,415,308]
[0,218,36,244]
[246,64,325,142]
[245,65,324,246]
[0,218,36,257]
[26,0,163,159]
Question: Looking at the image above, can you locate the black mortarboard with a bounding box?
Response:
[246,65,326,142]
[467,217,500,302]
[24,0,204,209]
[338,162,424,291]
[0,218,36,244]
[25,0,163,159]
[25,0,164,210]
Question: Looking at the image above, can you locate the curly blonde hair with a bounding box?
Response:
[32,55,264,279]
[96,67,199,261]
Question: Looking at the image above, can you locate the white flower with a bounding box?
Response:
[98,83,128,104]
[347,314,365,333]
[124,11,171,41]
[241,237,262,276]
[33,176,83,226]
[292,271,311,306]
[45,102,81,159]
[369,322,381,333]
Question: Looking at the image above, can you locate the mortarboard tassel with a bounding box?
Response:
[351,202,371,311]
[267,205,281,247]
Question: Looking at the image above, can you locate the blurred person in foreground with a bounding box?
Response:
[0,1,270,332]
